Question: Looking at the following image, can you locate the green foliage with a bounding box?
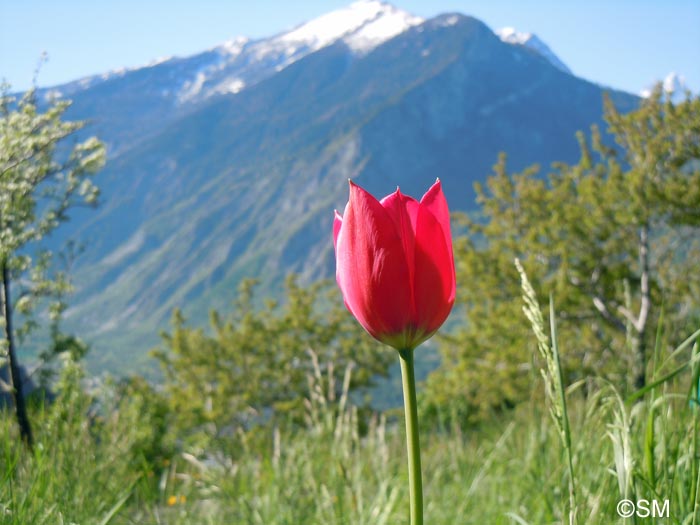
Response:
[0,87,104,281]
[151,275,392,449]
[138,357,700,524]
[4,334,699,523]
[0,84,105,445]
[107,374,176,471]
[0,85,104,356]
[426,88,700,424]
[517,262,577,524]
[1,284,698,523]
[0,358,145,524]
[0,88,103,254]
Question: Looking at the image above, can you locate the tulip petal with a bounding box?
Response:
[379,188,420,318]
[380,188,420,248]
[419,179,456,303]
[335,181,413,342]
[420,181,452,248]
[413,196,455,337]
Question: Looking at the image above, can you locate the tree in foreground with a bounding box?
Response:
[426,87,700,423]
[152,276,393,450]
[0,86,105,448]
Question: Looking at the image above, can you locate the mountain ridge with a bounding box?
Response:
[25,7,638,373]
[39,2,571,120]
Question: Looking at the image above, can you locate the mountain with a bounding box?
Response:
[31,2,638,373]
[640,72,692,103]
[37,2,571,157]
[38,1,422,156]
[495,27,572,75]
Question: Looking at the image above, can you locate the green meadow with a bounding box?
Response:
[2,64,699,524]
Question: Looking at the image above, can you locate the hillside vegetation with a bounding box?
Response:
[1,72,699,523]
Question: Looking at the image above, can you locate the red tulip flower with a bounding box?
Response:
[333,179,455,524]
[333,179,454,525]
[333,179,455,351]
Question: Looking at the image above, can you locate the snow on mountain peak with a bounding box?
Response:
[663,72,687,94]
[496,27,571,75]
[240,1,422,77]
[276,1,421,53]
[278,1,384,48]
[641,72,691,103]
[343,3,423,52]
[47,3,424,106]
[218,36,249,56]
[496,27,527,45]
[175,2,424,104]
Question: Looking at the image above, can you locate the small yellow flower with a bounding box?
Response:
[179,495,187,504]
[167,495,177,506]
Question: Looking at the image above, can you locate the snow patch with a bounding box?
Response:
[269,0,422,55]
[279,0,386,49]
[103,67,127,79]
[147,56,174,67]
[177,53,236,102]
[664,72,688,95]
[179,71,208,101]
[496,27,527,45]
[43,89,63,100]
[496,27,572,74]
[238,1,421,81]
[344,4,422,52]
[641,72,691,103]
[226,78,245,93]
[441,15,460,27]
[47,2,422,105]
[217,36,249,56]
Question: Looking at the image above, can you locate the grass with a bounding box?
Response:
[2,289,699,523]
[2,352,699,524]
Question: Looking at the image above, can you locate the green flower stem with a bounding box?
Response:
[398,348,423,525]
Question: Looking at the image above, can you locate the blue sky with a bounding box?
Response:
[1,0,698,94]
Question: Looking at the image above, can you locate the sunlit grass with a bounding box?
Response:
[1,328,699,524]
